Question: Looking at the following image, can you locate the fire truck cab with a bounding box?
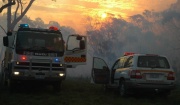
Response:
[0,24,87,92]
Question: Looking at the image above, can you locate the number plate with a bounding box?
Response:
[150,74,159,78]
[36,75,45,79]
[36,72,45,79]
[146,73,164,81]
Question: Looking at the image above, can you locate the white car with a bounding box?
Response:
[91,52,176,97]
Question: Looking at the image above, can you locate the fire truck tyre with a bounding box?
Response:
[0,72,2,89]
[8,79,17,93]
[53,81,62,92]
[118,80,127,97]
[0,71,7,90]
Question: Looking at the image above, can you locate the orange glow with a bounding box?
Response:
[12,0,177,34]
[101,13,107,19]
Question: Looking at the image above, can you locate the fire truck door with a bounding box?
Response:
[64,34,87,68]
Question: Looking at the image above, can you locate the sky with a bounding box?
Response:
[22,0,177,34]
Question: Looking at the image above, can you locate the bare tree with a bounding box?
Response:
[0,0,35,31]
[0,0,15,13]
[0,0,56,32]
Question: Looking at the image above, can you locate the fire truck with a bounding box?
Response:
[0,24,87,92]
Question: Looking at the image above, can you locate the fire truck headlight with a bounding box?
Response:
[16,62,19,65]
[60,64,63,67]
[14,72,20,75]
[59,73,64,77]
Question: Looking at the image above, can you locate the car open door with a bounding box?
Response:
[64,34,87,68]
[91,57,110,84]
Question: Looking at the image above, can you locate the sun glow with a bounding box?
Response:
[101,13,107,19]
[24,0,177,34]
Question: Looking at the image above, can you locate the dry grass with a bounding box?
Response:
[0,78,179,105]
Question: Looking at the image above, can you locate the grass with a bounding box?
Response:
[0,77,180,105]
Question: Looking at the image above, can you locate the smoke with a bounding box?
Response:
[86,1,180,82]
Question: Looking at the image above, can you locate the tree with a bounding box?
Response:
[0,0,35,31]
[0,0,56,32]
[0,0,16,13]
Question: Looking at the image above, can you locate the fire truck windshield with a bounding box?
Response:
[16,31,64,56]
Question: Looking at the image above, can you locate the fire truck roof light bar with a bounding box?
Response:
[49,26,59,31]
[19,24,29,28]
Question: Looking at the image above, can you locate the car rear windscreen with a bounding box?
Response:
[137,56,170,69]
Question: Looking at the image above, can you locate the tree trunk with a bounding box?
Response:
[7,0,12,31]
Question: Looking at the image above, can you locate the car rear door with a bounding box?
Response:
[91,57,110,84]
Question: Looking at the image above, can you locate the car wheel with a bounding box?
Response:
[118,80,127,97]
[158,90,171,98]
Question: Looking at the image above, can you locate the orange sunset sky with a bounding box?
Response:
[1,0,177,34]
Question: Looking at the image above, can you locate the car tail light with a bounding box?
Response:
[167,71,175,80]
[130,70,142,79]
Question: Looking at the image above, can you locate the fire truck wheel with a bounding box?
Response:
[53,81,62,92]
[0,72,2,89]
[0,70,7,90]
[8,79,17,93]
[118,80,127,97]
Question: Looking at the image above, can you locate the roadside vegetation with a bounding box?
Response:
[0,77,179,105]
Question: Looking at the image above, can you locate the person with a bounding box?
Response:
[17,38,29,49]
[46,40,54,50]
[46,37,64,51]
[54,37,64,51]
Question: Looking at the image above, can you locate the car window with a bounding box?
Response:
[94,58,108,69]
[137,56,170,68]
[112,60,120,70]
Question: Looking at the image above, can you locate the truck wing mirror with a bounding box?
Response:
[76,36,82,40]
[7,31,12,36]
[3,36,8,47]
[80,40,85,50]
